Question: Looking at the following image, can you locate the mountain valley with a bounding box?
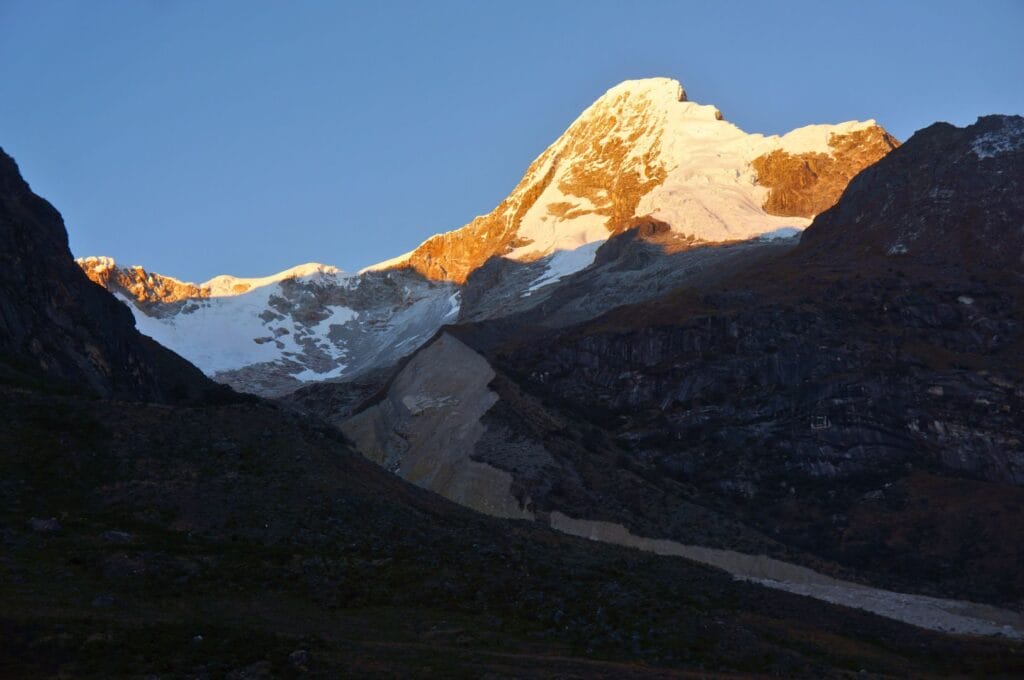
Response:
[3,73,1024,677]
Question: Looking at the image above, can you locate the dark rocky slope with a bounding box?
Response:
[6,147,1018,676]
[285,221,801,425]
[799,114,1024,269]
[480,115,1024,605]
[330,116,1024,611]
[0,148,216,402]
[8,385,1024,678]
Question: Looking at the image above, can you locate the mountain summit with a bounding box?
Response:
[78,77,898,394]
[377,77,897,282]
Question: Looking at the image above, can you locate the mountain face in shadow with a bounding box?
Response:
[799,114,1024,271]
[329,116,1024,612]
[0,148,217,402]
[5,146,1021,677]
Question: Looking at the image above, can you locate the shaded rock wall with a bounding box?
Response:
[0,148,216,401]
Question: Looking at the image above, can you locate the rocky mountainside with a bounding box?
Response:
[327,116,1024,624]
[6,146,1020,677]
[78,77,896,396]
[0,149,215,402]
[384,77,897,283]
[8,384,1023,677]
[77,256,458,396]
[799,114,1024,269]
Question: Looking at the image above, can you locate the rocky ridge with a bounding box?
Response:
[77,256,459,396]
[0,149,215,402]
[76,256,211,313]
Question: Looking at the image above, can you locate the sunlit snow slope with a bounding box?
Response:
[376,77,896,283]
[79,77,897,395]
[78,256,459,396]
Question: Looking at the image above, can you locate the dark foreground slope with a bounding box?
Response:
[3,149,1021,677]
[4,386,1024,678]
[0,148,215,402]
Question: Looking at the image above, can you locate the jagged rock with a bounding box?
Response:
[752,126,899,217]
[76,257,210,312]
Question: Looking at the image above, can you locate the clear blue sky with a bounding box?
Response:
[1,1,1021,282]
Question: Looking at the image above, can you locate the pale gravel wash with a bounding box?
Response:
[550,511,1024,639]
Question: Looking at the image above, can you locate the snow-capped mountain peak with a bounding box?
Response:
[376,77,897,283]
[78,77,898,396]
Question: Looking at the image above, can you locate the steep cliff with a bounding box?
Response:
[0,148,216,401]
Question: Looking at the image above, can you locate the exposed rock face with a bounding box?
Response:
[799,114,1024,268]
[493,272,1024,598]
[77,256,210,312]
[328,116,1024,610]
[752,126,899,217]
[341,333,533,519]
[380,77,897,284]
[0,148,215,401]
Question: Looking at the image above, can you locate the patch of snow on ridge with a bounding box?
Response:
[972,117,1024,159]
[360,250,414,275]
[757,227,803,241]
[293,364,346,382]
[524,241,604,295]
[774,119,878,155]
[203,262,345,297]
